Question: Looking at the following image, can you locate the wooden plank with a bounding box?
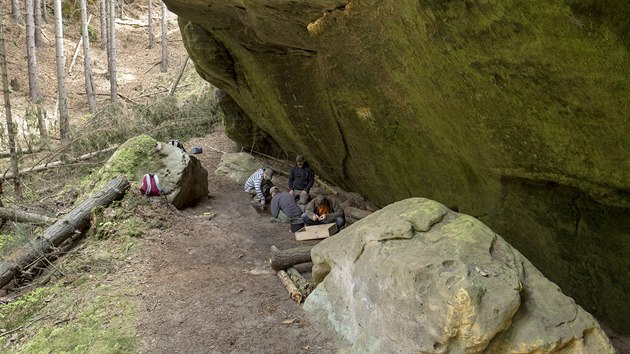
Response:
[295,223,337,241]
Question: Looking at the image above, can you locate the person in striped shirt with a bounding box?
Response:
[244,167,274,205]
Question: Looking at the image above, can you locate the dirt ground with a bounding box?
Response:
[133,130,340,353]
[2,2,629,353]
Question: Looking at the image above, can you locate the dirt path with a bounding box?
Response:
[133,130,337,353]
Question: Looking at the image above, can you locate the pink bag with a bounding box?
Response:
[140,173,163,196]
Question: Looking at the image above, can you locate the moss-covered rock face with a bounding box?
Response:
[165,0,630,333]
[81,134,163,195]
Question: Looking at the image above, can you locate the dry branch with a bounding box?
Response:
[270,246,313,271]
[0,207,56,225]
[0,147,43,158]
[168,56,189,97]
[276,269,303,303]
[0,176,130,289]
[68,14,92,76]
[1,145,119,180]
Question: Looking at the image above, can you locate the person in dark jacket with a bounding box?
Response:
[302,188,345,231]
[270,187,303,224]
[269,187,304,232]
[288,155,315,205]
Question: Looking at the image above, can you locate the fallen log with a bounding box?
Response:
[345,206,373,220]
[270,246,313,271]
[1,145,119,180]
[287,267,313,297]
[0,207,56,225]
[0,176,130,289]
[277,270,303,303]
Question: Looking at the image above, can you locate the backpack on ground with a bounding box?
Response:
[169,139,186,152]
[140,173,163,196]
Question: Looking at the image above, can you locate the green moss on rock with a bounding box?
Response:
[79,135,163,198]
[167,0,630,333]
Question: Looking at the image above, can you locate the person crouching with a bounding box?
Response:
[301,188,345,232]
[270,187,305,232]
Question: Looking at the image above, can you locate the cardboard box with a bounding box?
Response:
[294,223,338,241]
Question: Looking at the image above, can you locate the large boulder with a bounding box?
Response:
[164,0,630,332]
[214,152,262,184]
[304,198,616,353]
[93,135,208,209]
[155,142,209,209]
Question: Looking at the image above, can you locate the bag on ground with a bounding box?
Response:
[140,173,163,196]
[169,139,186,152]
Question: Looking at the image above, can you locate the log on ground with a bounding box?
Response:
[0,207,56,225]
[0,176,130,289]
[345,206,373,220]
[270,246,313,271]
[276,269,303,303]
[287,267,313,297]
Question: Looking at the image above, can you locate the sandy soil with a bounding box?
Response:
[133,130,340,353]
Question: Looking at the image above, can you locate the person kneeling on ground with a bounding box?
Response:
[269,187,303,225]
[302,188,345,231]
[288,155,315,205]
[244,167,274,206]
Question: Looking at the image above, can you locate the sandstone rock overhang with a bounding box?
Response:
[163,0,630,333]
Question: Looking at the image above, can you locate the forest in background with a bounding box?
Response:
[0,0,219,277]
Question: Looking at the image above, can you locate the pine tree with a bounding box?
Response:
[108,0,117,103]
[53,0,69,142]
[161,1,168,72]
[99,0,107,50]
[0,10,22,199]
[11,0,24,24]
[148,0,153,49]
[34,0,43,47]
[26,0,43,102]
[80,0,97,113]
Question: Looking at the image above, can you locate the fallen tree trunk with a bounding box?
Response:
[0,207,56,225]
[0,176,129,289]
[270,246,313,271]
[1,145,119,180]
[287,267,313,297]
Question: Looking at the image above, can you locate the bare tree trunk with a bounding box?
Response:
[53,0,69,143]
[42,0,48,22]
[147,0,153,49]
[99,0,107,50]
[34,0,43,47]
[108,0,117,103]
[161,1,167,72]
[11,0,23,24]
[168,56,188,96]
[80,0,97,113]
[0,14,22,200]
[37,105,47,138]
[25,0,43,102]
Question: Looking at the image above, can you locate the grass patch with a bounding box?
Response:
[0,90,212,352]
[0,201,147,353]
